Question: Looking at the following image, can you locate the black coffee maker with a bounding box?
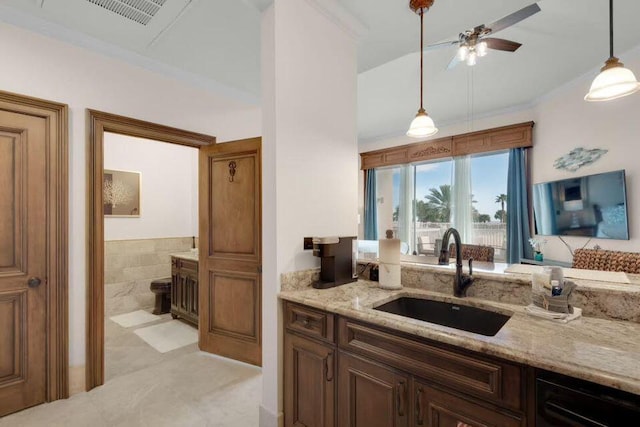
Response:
[312,236,357,289]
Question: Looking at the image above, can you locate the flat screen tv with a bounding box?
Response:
[532,170,629,240]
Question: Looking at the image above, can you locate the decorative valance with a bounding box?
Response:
[360,121,534,170]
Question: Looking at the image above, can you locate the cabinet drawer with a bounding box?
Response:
[171,257,198,272]
[338,318,523,411]
[285,302,335,343]
[180,259,198,273]
[415,382,523,427]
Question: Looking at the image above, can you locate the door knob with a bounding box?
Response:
[28,277,42,288]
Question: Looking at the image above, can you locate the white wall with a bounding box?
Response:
[104,132,198,241]
[261,0,360,424]
[530,45,640,261]
[359,44,640,263]
[0,22,261,368]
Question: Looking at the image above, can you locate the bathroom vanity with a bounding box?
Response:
[170,253,199,326]
[280,273,640,427]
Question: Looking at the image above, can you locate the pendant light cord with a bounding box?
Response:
[609,0,614,58]
[420,9,424,111]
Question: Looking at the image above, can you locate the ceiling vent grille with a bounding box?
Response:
[85,0,168,25]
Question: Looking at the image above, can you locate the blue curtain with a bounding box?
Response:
[364,169,378,240]
[506,148,533,263]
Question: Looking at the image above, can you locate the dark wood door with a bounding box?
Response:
[0,108,48,416]
[198,137,262,366]
[412,380,522,427]
[284,332,335,427]
[338,352,410,427]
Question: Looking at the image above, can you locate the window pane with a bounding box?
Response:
[414,160,453,256]
[470,151,509,261]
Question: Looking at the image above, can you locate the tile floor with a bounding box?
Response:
[106,312,198,381]
[0,313,262,426]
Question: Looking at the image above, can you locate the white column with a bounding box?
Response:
[261,1,364,425]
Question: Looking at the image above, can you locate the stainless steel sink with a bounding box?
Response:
[373,297,511,336]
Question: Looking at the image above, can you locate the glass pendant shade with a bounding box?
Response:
[406,109,438,138]
[457,45,469,61]
[476,41,488,57]
[585,59,640,101]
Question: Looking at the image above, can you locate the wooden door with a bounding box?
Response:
[412,380,522,427]
[0,108,48,416]
[338,352,410,427]
[199,137,262,366]
[284,332,335,427]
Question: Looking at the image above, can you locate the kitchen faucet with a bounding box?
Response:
[438,227,474,297]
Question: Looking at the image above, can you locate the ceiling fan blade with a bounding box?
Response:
[447,54,461,70]
[486,3,541,35]
[425,40,459,51]
[483,37,522,52]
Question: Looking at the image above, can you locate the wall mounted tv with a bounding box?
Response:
[532,170,629,240]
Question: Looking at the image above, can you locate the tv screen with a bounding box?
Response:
[532,170,629,240]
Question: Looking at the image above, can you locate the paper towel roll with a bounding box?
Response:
[379,239,401,265]
[379,263,401,290]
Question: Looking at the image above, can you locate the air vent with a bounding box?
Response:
[85,0,168,25]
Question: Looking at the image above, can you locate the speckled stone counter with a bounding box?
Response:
[170,251,199,262]
[279,278,640,396]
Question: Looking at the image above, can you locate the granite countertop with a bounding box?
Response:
[279,279,640,396]
[170,251,199,262]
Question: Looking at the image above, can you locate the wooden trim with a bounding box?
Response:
[0,90,69,401]
[86,110,215,391]
[360,122,534,170]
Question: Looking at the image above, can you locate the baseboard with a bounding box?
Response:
[259,405,283,427]
[68,365,86,396]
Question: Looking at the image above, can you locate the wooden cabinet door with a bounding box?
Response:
[285,333,335,427]
[0,106,48,416]
[170,265,180,314]
[187,273,198,319]
[199,137,262,366]
[412,380,522,427]
[338,352,410,427]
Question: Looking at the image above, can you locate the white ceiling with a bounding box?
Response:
[2,0,640,142]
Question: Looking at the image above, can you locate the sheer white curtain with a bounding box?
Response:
[451,155,474,244]
[397,164,414,250]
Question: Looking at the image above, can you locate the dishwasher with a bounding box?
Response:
[536,370,640,426]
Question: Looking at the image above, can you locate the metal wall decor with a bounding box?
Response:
[553,147,608,172]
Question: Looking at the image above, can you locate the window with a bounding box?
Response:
[375,151,509,261]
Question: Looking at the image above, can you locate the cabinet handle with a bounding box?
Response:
[416,386,424,425]
[302,317,312,328]
[396,380,406,417]
[325,352,334,382]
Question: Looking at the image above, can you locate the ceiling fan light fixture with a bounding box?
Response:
[585,58,640,102]
[407,109,438,138]
[457,45,469,61]
[466,51,477,66]
[476,41,488,57]
[585,0,640,102]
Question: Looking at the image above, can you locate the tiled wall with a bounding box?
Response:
[105,237,195,316]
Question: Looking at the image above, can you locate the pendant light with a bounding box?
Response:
[585,0,640,102]
[407,0,438,138]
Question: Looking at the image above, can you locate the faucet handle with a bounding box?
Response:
[468,258,473,276]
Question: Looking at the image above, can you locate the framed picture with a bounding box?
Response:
[103,169,141,217]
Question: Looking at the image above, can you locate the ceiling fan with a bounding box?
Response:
[427,3,541,69]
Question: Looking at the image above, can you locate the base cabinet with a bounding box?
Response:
[284,332,335,427]
[283,302,526,427]
[337,352,409,427]
[171,257,199,325]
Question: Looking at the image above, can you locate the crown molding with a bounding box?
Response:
[0,4,260,106]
